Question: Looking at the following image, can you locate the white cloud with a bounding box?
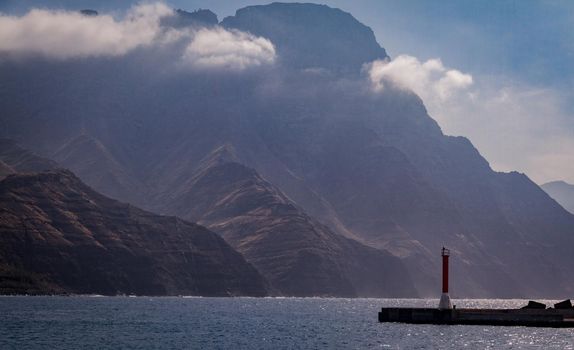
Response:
[367,54,574,184]
[0,3,276,71]
[181,27,275,71]
[367,55,473,101]
[0,3,174,58]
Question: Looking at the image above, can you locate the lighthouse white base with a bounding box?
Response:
[438,293,452,310]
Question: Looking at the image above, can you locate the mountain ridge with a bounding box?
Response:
[0,169,268,296]
[162,155,417,297]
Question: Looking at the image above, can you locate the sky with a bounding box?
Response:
[1,0,573,184]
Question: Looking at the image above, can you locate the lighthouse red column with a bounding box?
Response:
[438,247,452,310]
[442,247,449,293]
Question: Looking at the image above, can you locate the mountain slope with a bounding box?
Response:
[542,181,574,214]
[0,170,268,296]
[162,152,417,297]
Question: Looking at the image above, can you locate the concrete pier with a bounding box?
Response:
[380,247,574,327]
[378,307,574,327]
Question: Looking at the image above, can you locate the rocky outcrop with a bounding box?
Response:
[0,170,268,296]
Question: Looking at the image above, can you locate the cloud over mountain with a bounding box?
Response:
[0,2,276,71]
[182,27,275,71]
[0,3,173,58]
[367,55,473,100]
[367,54,574,184]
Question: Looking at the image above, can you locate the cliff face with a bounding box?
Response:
[0,170,268,296]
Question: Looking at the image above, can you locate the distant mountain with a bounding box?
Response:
[0,139,58,174]
[1,3,574,298]
[161,146,416,297]
[542,181,574,214]
[161,9,218,28]
[53,134,147,205]
[0,169,268,296]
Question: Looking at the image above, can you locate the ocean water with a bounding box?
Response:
[0,297,573,349]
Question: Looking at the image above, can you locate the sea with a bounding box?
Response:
[0,297,572,349]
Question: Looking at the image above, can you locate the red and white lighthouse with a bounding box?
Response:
[438,247,453,310]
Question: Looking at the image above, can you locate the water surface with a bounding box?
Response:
[1,297,573,349]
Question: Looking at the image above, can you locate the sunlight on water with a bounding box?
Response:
[0,297,572,349]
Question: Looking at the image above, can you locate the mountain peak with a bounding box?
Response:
[222,2,387,73]
[543,180,573,187]
[541,180,574,214]
[163,158,416,297]
[161,8,218,29]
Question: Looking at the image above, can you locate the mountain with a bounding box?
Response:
[161,146,416,297]
[161,9,218,29]
[221,2,388,73]
[0,139,58,173]
[1,3,573,297]
[235,75,574,297]
[542,181,574,214]
[0,169,268,296]
[53,134,147,205]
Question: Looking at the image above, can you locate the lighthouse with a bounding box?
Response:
[438,247,453,310]
[379,245,574,326]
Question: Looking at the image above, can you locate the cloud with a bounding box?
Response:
[367,54,574,184]
[181,27,275,71]
[0,3,174,58]
[367,55,473,101]
[0,2,276,71]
